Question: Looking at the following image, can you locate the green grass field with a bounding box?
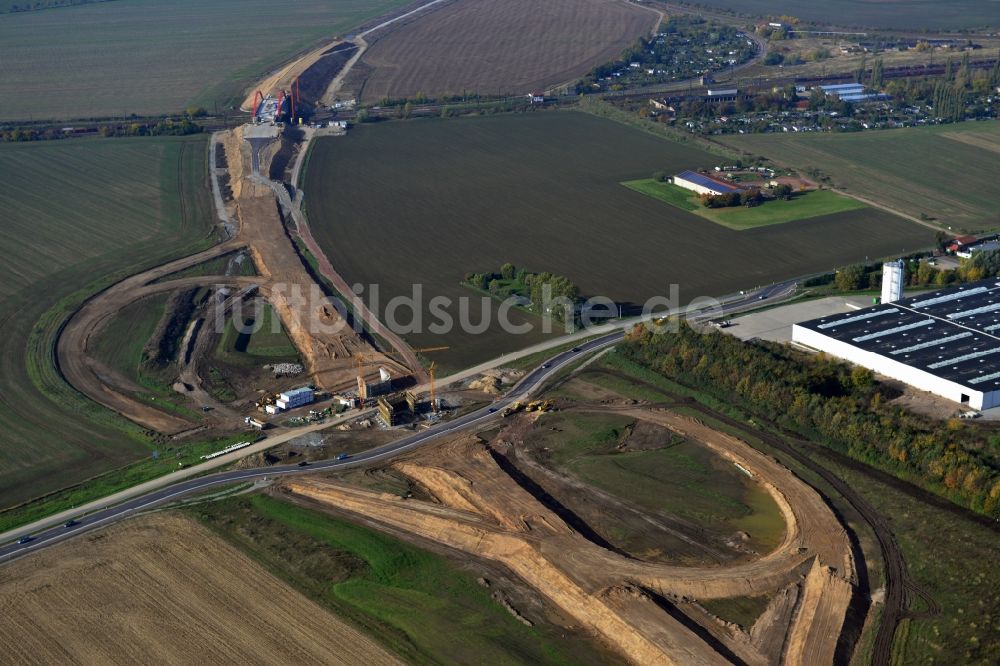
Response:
[585,341,1000,663]
[0,136,214,511]
[722,122,1000,232]
[683,0,1000,30]
[216,303,299,362]
[818,459,1000,663]
[622,179,866,230]
[0,0,410,120]
[87,291,204,419]
[700,595,772,629]
[155,250,256,282]
[89,294,167,384]
[303,111,933,370]
[526,411,786,553]
[192,494,614,665]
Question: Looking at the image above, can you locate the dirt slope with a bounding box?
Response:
[0,513,402,665]
[286,412,856,665]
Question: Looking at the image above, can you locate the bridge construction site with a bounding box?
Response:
[250,79,301,125]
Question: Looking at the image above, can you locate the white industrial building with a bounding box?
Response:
[792,279,1000,410]
[672,170,745,196]
[266,386,316,414]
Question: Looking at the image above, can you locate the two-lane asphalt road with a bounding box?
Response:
[0,333,621,563]
[0,279,797,563]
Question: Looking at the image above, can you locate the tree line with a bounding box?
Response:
[701,189,763,208]
[822,247,1000,294]
[620,322,1000,518]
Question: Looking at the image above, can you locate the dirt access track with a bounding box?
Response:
[286,407,856,665]
[240,0,456,111]
[57,125,411,435]
[0,512,402,665]
[353,0,662,103]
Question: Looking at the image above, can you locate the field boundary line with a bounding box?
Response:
[830,187,942,232]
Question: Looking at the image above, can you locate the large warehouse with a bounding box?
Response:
[792,279,1000,410]
[672,170,745,196]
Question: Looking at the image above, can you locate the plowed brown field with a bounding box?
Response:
[0,513,401,665]
[356,0,659,102]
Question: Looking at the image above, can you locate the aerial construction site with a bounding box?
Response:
[3,0,998,664]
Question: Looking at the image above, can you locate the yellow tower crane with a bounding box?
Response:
[428,361,439,413]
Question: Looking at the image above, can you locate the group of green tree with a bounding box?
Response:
[97,118,202,138]
[5,0,109,12]
[822,247,1000,294]
[643,46,1000,132]
[1,118,202,142]
[464,263,580,320]
[756,16,799,42]
[621,322,1000,517]
[700,188,763,208]
[884,50,1000,122]
[578,15,756,92]
[1,106,206,142]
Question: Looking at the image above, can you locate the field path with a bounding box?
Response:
[726,143,943,232]
[544,0,665,94]
[353,0,660,103]
[831,187,942,232]
[323,0,455,103]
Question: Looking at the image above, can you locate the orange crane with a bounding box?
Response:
[355,347,449,408]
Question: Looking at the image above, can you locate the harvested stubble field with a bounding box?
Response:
[722,122,1000,232]
[302,111,934,370]
[0,0,411,120]
[0,136,213,510]
[678,0,1000,30]
[0,513,403,665]
[354,0,659,103]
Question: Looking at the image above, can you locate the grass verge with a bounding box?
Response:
[622,179,866,230]
[191,493,612,665]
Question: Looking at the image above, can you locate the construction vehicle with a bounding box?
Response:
[524,400,553,414]
[502,401,523,417]
[255,393,277,411]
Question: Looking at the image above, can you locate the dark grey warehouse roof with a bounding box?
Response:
[796,280,1000,390]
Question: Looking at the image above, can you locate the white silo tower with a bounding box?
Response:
[881,260,905,303]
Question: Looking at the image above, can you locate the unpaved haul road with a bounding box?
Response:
[2,281,797,561]
[0,332,621,562]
